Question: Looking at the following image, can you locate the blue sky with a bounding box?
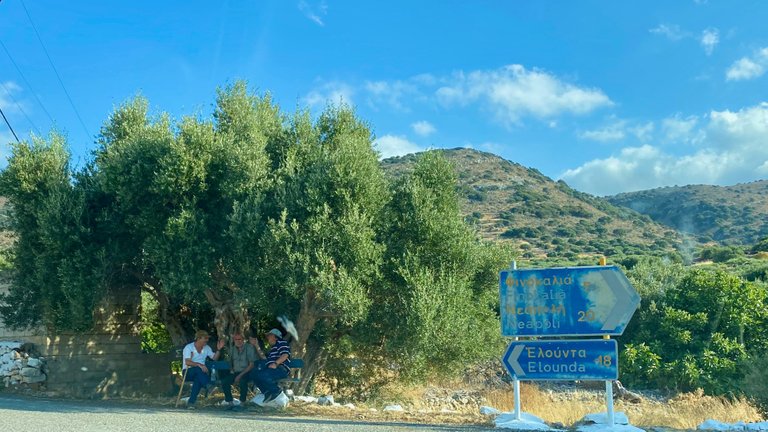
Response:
[1,0,768,196]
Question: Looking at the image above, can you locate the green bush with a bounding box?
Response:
[742,355,768,415]
[620,343,662,388]
[140,292,173,354]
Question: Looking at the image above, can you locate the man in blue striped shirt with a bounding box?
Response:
[253,328,291,404]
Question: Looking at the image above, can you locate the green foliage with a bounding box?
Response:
[368,151,511,381]
[620,343,662,388]
[140,291,173,353]
[741,354,768,415]
[698,245,745,263]
[0,82,545,391]
[621,262,767,394]
[0,133,106,331]
[752,236,768,253]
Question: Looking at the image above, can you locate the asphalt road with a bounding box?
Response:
[0,395,497,432]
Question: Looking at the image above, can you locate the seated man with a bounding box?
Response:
[253,328,291,405]
[182,330,225,409]
[219,331,257,409]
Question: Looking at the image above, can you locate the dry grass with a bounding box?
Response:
[628,390,764,429]
[339,381,765,429]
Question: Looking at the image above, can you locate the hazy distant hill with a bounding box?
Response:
[607,181,768,246]
[382,148,682,260]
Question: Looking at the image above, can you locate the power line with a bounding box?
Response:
[0,80,41,135]
[0,38,56,125]
[19,0,91,138]
[0,105,20,143]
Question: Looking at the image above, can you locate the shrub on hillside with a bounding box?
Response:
[698,245,745,263]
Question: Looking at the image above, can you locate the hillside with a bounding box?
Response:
[606,181,768,246]
[382,148,682,260]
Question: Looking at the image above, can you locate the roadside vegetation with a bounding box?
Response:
[0,81,766,425]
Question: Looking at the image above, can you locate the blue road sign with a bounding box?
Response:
[502,339,618,381]
[500,265,640,337]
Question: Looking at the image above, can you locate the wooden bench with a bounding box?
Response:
[278,358,304,390]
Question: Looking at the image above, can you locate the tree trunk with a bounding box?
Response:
[296,337,328,395]
[204,287,250,340]
[293,287,324,395]
[150,288,188,347]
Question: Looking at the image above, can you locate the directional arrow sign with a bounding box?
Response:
[502,339,618,381]
[500,265,640,337]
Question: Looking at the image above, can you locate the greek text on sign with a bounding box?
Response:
[502,339,618,381]
[500,265,640,337]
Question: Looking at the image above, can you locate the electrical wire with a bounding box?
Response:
[0,105,20,143]
[19,0,91,138]
[0,38,56,125]
[0,80,41,135]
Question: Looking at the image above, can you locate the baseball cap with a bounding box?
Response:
[266,328,283,338]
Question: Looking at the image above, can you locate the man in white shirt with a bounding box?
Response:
[182,330,225,408]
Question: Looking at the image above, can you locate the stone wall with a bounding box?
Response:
[1,282,174,398]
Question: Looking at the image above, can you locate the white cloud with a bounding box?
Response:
[411,120,436,137]
[662,114,701,144]
[0,130,15,147]
[303,81,354,108]
[365,80,420,111]
[436,65,612,125]
[561,102,768,195]
[374,134,424,159]
[579,119,656,143]
[579,121,627,142]
[649,24,688,41]
[298,1,327,26]
[757,160,768,174]
[0,81,24,116]
[629,122,655,142]
[700,28,720,55]
[650,24,721,56]
[726,47,768,81]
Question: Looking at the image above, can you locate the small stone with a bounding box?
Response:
[480,406,501,415]
[27,358,43,368]
[294,396,318,404]
[20,367,42,377]
[383,404,404,412]
[343,403,356,410]
[317,395,335,406]
[21,374,46,384]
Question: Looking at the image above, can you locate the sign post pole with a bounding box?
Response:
[511,260,521,421]
[599,256,615,428]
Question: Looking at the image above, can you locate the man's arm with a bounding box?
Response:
[235,361,254,382]
[268,353,289,369]
[249,336,267,359]
[212,338,225,360]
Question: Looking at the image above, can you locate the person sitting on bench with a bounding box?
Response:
[182,330,225,409]
[253,328,291,405]
[219,331,257,409]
